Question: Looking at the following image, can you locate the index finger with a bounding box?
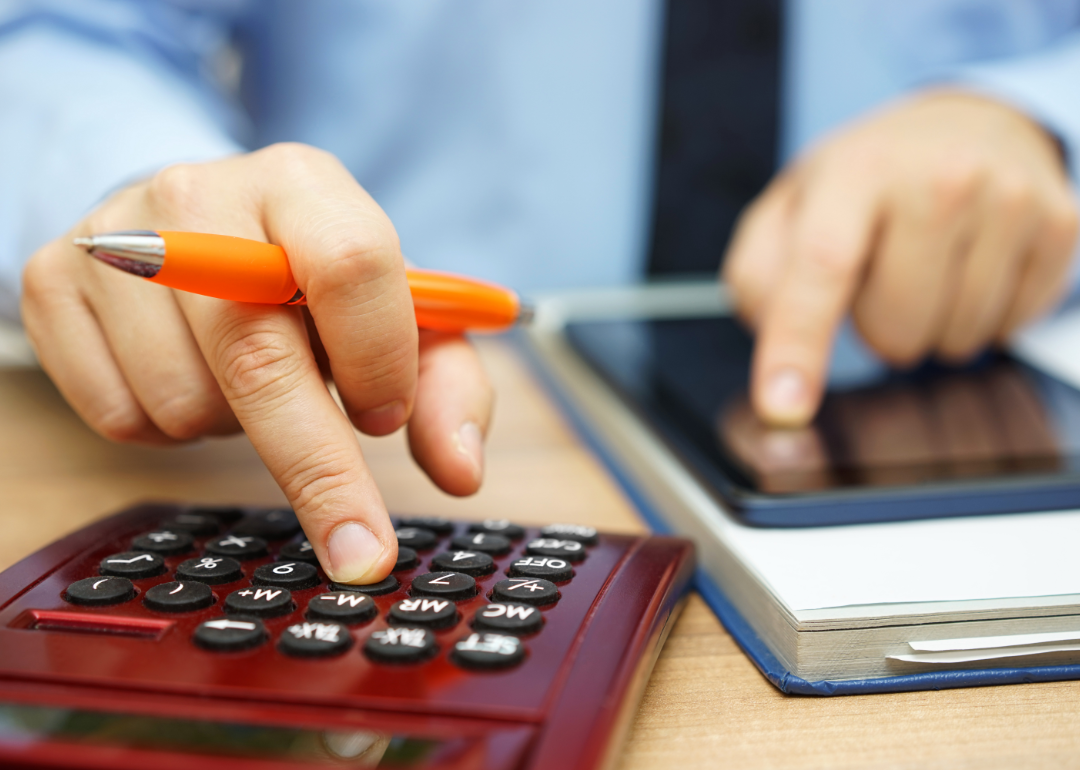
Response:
[750,163,883,426]
[178,295,398,585]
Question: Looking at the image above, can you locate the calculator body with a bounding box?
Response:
[0,503,694,770]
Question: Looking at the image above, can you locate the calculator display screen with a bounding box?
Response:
[0,702,456,767]
[566,316,1080,495]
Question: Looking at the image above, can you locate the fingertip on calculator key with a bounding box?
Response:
[331,575,399,596]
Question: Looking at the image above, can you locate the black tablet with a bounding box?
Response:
[562,312,1080,527]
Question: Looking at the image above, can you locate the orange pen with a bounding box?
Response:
[73,230,530,333]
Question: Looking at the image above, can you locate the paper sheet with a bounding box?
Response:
[712,508,1080,612]
[889,644,1080,665]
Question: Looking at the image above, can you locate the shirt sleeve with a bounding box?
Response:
[0,0,248,324]
[945,28,1080,185]
[942,27,1080,297]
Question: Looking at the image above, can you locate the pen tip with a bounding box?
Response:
[72,237,94,251]
[517,303,535,325]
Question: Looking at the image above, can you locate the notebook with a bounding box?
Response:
[525,283,1080,694]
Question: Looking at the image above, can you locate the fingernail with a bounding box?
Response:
[763,367,811,425]
[327,521,385,584]
[454,421,484,480]
[356,400,406,435]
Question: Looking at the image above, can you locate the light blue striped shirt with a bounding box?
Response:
[1,0,1079,324]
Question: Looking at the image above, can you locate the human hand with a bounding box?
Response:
[723,91,1080,427]
[21,143,494,584]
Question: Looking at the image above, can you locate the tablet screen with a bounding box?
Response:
[566,316,1080,496]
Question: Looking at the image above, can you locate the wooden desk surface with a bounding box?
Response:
[2,339,1078,769]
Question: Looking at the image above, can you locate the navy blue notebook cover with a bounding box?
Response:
[523,339,1080,696]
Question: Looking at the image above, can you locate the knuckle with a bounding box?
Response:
[146,163,203,216]
[91,398,152,443]
[146,387,224,441]
[216,325,303,406]
[278,447,362,522]
[926,160,979,217]
[319,228,401,286]
[993,174,1036,220]
[343,341,415,399]
[259,142,338,175]
[853,313,925,368]
[799,233,859,279]
[1047,195,1080,246]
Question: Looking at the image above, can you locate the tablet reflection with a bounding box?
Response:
[717,359,1062,493]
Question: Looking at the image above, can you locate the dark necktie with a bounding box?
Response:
[646,0,783,276]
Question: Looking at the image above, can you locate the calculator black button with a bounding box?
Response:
[394,546,420,572]
[539,523,598,545]
[278,621,353,657]
[278,540,319,565]
[190,506,245,523]
[224,586,294,618]
[331,575,399,596]
[430,550,495,577]
[395,527,437,551]
[396,516,453,535]
[143,580,214,612]
[162,513,220,536]
[449,533,511,556]
[451,633,525,670]
[491,577,559,606]
[204,534,268,560]
[64,576,135,606]
[131,530,194,556]
[525,538,586,562]
[472,602,544,635]
[176,555,243,585]
[508,556,573,582]
[231,508,301,540]
[388,597,458,629]
[99,551,166,579]
[252,561,320,590]
[307,592,377,625]
[193,617,266,652]
[363,627,438,664]
[467,519,525,540]
[411,572,477,601]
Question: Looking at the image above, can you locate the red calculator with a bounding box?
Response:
[0,503,694,769]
